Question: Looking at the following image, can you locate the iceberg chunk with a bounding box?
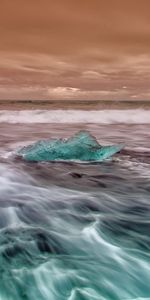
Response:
[17,131,124,162]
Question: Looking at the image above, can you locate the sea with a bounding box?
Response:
[0,109,150,300]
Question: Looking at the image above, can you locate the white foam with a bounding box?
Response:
[126,146,150,153]
[0,109,150,124]
[119,160,150,178]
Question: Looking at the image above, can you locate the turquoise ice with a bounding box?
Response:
[17,131,124,162]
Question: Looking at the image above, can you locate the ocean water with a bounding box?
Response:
[0,109,150,300]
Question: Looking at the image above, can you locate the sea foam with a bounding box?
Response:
[0,109,150,124]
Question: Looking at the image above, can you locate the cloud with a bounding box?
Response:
[47,86,129,100]
[1,52,150,100]
[81,71,103,79]
[48,87,80,98]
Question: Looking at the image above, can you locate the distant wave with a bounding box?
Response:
[0,109,150,124]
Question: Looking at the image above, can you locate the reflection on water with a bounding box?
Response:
[0,122,150,300]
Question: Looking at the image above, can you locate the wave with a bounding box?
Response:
[0,162,150,299]
[0,109,150,124]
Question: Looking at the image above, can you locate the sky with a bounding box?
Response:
[0,0,150,100]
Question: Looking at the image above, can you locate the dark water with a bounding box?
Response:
[0,122,150,300]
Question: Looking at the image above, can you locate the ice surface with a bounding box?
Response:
[17,131,124,162]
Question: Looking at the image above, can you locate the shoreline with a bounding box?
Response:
[0,100,150,110]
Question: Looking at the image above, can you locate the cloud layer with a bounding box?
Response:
[0,1,150,99]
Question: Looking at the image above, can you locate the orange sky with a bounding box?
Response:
[0,0,150,100]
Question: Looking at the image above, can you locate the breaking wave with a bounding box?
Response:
[0,109,150,124]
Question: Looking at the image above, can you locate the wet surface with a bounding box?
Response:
[0,121,150,299]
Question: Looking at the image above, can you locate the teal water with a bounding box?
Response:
[0,122,150,300]
[0,161,150,300]
[17,131,124,162]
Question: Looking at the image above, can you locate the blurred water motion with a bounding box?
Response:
[0,113,150,299]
